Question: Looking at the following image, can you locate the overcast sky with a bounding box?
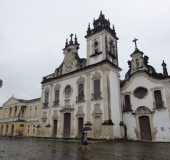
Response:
[0,0,170,106]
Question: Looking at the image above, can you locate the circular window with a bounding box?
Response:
[64,85,72,98]
[133,87,148,99]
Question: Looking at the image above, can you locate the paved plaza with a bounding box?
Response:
[0,137,170,160]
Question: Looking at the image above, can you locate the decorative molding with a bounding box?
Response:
[150,86,163,92]
[76,106,85,118]
[60,107,74,113]
[54,84,61,90]
[42,60,121,84]
[135,106,152,115]
[76,76,85,84]
[52,111,58,120]
[85,121,92,126]
[102,120,114,125]
[122,71,170,90]
[91,94,102,101]
[92,71,101,80]
[90,51,102,57]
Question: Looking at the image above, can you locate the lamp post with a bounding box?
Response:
[0,79,3,88]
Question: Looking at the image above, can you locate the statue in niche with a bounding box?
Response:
[78,83,84,102]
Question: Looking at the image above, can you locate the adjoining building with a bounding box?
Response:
[121,44,170,142]
[0,97,41,137]
[1,12,170,142]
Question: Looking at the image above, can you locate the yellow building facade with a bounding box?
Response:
[0,97,41,137]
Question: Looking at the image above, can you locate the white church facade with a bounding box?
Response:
[1,12,170,142]
[41,12,122,139]
[121,42,170,142]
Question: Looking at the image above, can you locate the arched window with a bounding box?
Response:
[44,89,49,107]
[14,106,17,116]
[54,89,60,105]
[94,40,99,54]
[109,39,116,57]
[92,72,101,100]
[77,77,85,103]
[64,85,72,98]
[154,90,164,109]
[123,94,132,112]
[77,83,85,103]
[9,108,12,117]
[53,84,60,106]
[94,79,101,98]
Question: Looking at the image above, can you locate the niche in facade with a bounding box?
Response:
[64,85,72,98]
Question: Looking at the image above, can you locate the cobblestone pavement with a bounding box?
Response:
[0,137,170,160]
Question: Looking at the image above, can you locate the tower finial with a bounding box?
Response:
[99,10,105,18]
[133,38,138,49]
[70,33,73,41]
[128,60,132,69]
[112,25,115,30]
[112,25,116,34]
[162,60,168,77]
[65,39,68,47]
[74,34,78,44]
[88,23,91,29]
[87,23,91,33]
[100,10,103,16]
[69,33,73,45]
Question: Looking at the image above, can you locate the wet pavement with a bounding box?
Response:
[0,137,170,160]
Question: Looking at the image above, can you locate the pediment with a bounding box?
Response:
[62,52,78,74]
[121,72,164,92]
[52,51,86,78]
[57,52,86,75]
[2,97,19,107]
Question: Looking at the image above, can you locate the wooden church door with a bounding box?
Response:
[52,120,58,137]
[139,116,152,141]
[78,117,84,137]
[63,113,71,138]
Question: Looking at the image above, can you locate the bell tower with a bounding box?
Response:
[85,11,119,67]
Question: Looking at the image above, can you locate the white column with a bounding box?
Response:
[49,84,53,108]
[102,69,110,121]
[85,72,91,124]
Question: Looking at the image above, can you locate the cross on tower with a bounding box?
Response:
[133,38,138,49]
